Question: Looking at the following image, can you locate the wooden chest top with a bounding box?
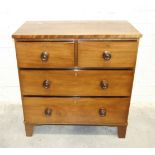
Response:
[12,21,142,39]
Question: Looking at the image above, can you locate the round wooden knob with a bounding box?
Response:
[99,108,106,117]
[44,108,52,116]
[103,51,111,61]
[100,80,108,89]
[41,51,49,61]
[43,80,51,89]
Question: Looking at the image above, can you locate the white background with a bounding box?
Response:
[0,0,155,105]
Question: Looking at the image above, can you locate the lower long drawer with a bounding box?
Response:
[23,97,130,125]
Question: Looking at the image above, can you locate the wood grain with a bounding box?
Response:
[19,70,134,96]
[15,42,74,68]
[12,21,142,39]
[78,41,138,68]
[23,97,130,125]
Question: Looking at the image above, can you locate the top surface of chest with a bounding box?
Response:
[12,21,142,40]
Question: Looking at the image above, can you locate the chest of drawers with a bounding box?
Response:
[12,21,141,138]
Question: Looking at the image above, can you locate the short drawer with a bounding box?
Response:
[23,97,130,124]
[78,41,138,68]
[20,70,133,96]
[15,42,74,68]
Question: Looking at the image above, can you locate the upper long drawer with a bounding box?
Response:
[19,70,133,96]
[78,41,138,68]
[15,42,74,68]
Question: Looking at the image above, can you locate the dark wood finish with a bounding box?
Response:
[15,42,74,68]
[23,97,130,124]
[99,108,107,117]
[44,108,52,116]
[78,41,138,68]
[117,125,127,138]
[19,70,133,96]
[12,21,142,39]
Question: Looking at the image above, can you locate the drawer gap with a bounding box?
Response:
[23,95,130,98]
[19,67,134,70]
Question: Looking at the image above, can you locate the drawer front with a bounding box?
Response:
[15,42,74,68]
[20,70,133,96]
[78,41,138,68]
[23,97,130,124]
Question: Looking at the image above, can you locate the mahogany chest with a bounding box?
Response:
[12,21,141,138]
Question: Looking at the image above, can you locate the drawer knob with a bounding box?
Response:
[103,51,111,61]
[99,108,106,117]
[41,51,49,61]
[43,80,51,89]
[44,108,52,116]
[100,80,108,89]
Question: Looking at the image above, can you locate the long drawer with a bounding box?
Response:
[78,41,138,68]
[19,70,133,96]
[23,97,130,124]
